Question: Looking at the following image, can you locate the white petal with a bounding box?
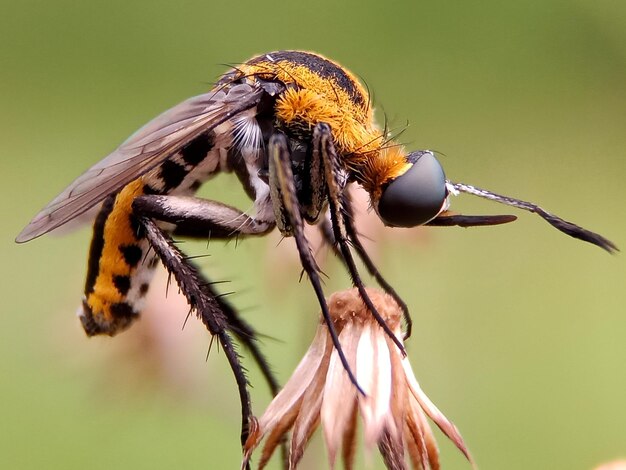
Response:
[321,321,360,466]
[357,323,393,449]
[259,324,331,433]
[290,356,329,469]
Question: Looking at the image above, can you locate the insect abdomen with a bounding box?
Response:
[80,179,159,336]
[79,132,225,336]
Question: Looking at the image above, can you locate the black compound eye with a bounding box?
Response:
[377,151,447,227]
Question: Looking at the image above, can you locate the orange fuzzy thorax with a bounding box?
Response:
[236,51,411,196]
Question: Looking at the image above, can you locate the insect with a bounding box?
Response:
[16,50,617,454]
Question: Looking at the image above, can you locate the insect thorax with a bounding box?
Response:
[223,51,410,194]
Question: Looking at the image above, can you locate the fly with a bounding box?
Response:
[16,50,617,457]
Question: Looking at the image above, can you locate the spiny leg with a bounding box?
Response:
[139,216,253,454]
[313,123,407,352]
[195,269,281,397]
[268,132,364,394]
[133,195,280,395]
[135,196,287,468]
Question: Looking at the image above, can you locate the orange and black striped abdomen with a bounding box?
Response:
[80,180,159,336]
[80,132,222,336]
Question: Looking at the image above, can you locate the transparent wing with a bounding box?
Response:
[16,82,264,243]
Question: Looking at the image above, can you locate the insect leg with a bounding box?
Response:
[132,195,281,394]
[268,132,364,395]
[138,216,253,451]
[318,192,414,340]
[197,277,287,469]
[201,276,281,396]
[133,195,275,239]
[313,123,407,353]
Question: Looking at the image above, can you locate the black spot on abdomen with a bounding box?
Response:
[112,275,131,296]
[110,302,136,319]
[182,134,214,166]
[160,160,188,192]
[119,244,142,268]
[139,283,150,297]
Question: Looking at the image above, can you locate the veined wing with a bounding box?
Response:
[16,82,264,243]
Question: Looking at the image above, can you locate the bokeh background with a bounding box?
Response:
[1,1,625,469]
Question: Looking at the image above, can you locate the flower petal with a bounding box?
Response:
[386,335,408,442]
[341,402,358,470]
[404,420,426,470]
[379,428,407,470]
[357,322,393,449]
[245,323,332,469]
[413,398,440,470]
[405,396,435,470]
[289,341,332,468]
[321,321,360,467]
[259,323,331,433]
[258,406,299,470]
[402,358,472,463]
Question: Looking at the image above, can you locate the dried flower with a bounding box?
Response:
[243,288,472,469]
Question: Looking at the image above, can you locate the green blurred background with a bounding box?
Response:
[2,0,625,469]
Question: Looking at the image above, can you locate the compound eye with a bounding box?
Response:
[377,151,447,227]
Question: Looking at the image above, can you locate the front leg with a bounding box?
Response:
[318,192,413,339]
[268,132,363,394]
[313,123,407,354]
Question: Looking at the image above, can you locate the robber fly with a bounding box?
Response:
[16,50,616,451]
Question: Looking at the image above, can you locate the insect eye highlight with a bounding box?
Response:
[377,151,448,227]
